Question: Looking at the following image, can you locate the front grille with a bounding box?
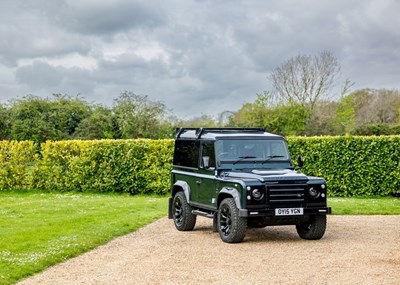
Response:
[267,183,306,207]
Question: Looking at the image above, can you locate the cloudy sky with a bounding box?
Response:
[0,0,399,118]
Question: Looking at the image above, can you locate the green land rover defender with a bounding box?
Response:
[168,128,331,243]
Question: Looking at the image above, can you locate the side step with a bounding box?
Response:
[192,209,214,218]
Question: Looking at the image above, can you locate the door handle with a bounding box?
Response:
[196,180,202,185]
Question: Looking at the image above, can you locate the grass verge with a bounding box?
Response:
[0,192,167,285]
[329,197,400,215]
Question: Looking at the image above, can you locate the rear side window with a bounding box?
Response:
[173,140,199,168]
[201,142,216,168]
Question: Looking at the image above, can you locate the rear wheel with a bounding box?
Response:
[296,214,327,240]
[218,198,247,243]
[172,192,196,231]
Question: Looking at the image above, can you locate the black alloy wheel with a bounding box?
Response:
[218,198,247,243]
[172,191,196,231]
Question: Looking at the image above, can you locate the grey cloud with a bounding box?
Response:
[1,0,400,118]
[16,62,64,89]
[0,1,91,66]
[49,0,167,35]
[335,1,400,89]
[15,61,95,97]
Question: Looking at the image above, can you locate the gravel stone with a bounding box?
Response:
[18,215,400,285]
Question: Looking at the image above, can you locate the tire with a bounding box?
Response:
[172,192,196,231]
[218,198,247,243]
[296,214,327,240]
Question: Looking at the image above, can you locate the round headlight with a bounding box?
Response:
[309,187,319,198]
[252,188,264,200]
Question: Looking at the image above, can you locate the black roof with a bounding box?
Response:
[175,128,282,140]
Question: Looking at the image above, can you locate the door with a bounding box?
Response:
[193,142,217,209]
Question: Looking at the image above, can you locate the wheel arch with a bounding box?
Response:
[217,187,242,210]
[171,180,191,202]
[169,181,191,219]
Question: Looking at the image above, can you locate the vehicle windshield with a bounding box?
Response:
[216,139,290,165]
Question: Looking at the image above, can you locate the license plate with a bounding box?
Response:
[275,208,304,216]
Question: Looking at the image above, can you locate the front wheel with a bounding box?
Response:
[218,198,247,243]
[172,192,196,231]
[296,214,327,240]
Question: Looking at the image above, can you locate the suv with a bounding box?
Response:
[168,128,331,243]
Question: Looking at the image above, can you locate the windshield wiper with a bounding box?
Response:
[233,156,257,165]
[262,155,285,164]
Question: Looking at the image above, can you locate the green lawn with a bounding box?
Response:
[0,192,168,285]
[0,192,398,285]
[329,197,400,215]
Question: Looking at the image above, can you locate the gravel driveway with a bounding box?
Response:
[18,215,400,285]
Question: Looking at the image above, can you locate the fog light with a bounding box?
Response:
[321,184,326,190]
[252,189,264,200]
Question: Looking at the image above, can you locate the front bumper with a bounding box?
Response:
[239,206,332,217]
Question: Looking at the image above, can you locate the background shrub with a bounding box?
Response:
[0,140,37,190]
[1,137,399,197]
[31,139,174,194]
[288,136,400,197]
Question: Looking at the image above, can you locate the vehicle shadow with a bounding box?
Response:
[244,226,302,243]
[189,216,336,243]
[192,221,314,243]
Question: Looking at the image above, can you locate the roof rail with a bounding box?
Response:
[175,127,265,138]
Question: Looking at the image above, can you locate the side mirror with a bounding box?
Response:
[202,156,210,168]
[297,155,304,168]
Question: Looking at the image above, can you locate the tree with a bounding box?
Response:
[357,89,400,125]
[8,94,92,143]
[305,100,338,135]
[113,91,170,139]
[334,93,358,134]
[51,94,92,137]
[178,114,220,128]
[0,103,10,140]
[74,105,116,139]
[334,88,400,135]
[229,92,310,136]
[9,95,62,142]
[269,51,341,111]
[227,102,255,127]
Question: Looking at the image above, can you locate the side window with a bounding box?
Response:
[201,142,216,169]
[173,140,199,168]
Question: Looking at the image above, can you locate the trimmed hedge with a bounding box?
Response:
[30,139,174,194]
[0,140,38,190]
[288,136,400,197]
[0,139,173,194]
[1,137,400,196]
